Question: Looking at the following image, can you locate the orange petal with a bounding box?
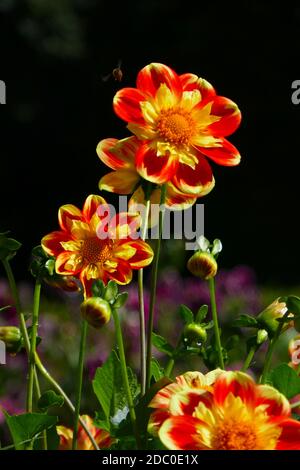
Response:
[148,410,170,436]
[165,183,197,210]
[96,136,139,170]
[179,73,216,102]
[41,230,71,257]
[55,252,84,275]
[136,142,179,184]
[213,371,256,407]
[105,260,133,285]
[197,138,241,166]
[115,239,153,268]
[58,204,83,232]
[108,212,141,240]
[159,416,203,450]
[172,152,214,196]
[206,95,242,137]
[82,194,108,223]
[113,87,146,124]
[137,63,182,99]
[276,419,300,450]
[255,385,291,418]
[99,170,140,195]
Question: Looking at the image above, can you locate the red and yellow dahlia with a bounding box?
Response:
[41,195,153,297]
[149,370,300,450]
[97,136,214,210]
[57,415,115,450]
[112,63,241,186]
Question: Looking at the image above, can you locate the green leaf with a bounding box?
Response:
[0,305,11,313]
[92,351,139,431]
[0,233,22,261]
[195,305,208,323]
[4,412,57,450]
[92,279,105,298]
[33,426,60,450]
[285,296,300,315]
[38,390,64,412]
[269,363,300,399]
[113,292,128,309]
[104,280,118,302]
[232,314,258,328]
[151,358,164,381]
[179,305,194,324]
[152,332,174,357]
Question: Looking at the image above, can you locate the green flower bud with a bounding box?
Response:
[0,326,21,353]
[257,298,293,337]
[80,297,111,329]
[256,329,269,345]
[183,323,207,346]
[187,252,217,280]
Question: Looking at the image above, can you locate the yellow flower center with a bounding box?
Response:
[157,109,194,145]
[81,238,112,264]
[213,420,257,450]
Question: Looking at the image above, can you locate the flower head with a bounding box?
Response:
[112,63,241,187]
[57,415,114,450]
[41,195,153,297]
[149,370,300,450]
[257,298,293,337]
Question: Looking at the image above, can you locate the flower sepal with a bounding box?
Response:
[0,232,22,261]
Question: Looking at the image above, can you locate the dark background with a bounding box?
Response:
[0,0,299,283]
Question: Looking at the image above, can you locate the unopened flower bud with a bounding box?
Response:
[183,323,207,346]
[187,252,217,280]
[0,326,21,353]
[256,329,268,345]
[80,297,111,329]
[257,298,293,337]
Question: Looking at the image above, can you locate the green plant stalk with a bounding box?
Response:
[34,354,99,450]
[164,358,175,377]
[27,279,41,413]
[146,184,167,390]
[259,315,288,384]
[112,308,140,448]
[241,346,256,372]
[208,278,224,369]
[137,198,151,396]
[72,319,88,450]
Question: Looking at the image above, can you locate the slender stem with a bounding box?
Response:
[259,315,288,384]
[112,308,140,448]
[27,279,41,413]
[138,198,151,396]
[241,346,256,372]
[146,184,166,390]
[34,354,99,450]
[2,260,40,395]
[164,358,175,378]
[291,399,300,410]
[72,319,88,450]
[208,278,224,369]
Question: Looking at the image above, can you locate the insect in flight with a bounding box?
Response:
[102,60,123,83]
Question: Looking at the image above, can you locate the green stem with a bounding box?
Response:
[259,315,288,384]
[112,308,140,448]
[72,319,88,450]
[146,184,166,390]
[164,358,175,378]
[27,279,41,413]
[35,354,99,450]
[208,278,224,369]
[138,198,151,396]
[296,362,300,375]
[241,346,256,372]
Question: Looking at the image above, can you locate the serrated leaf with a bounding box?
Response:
[113,292,128,309]
[152,333,174,357]
[4,412,57,450]
[151,358,164,381]
[179,305,194,324]
[38,390,64,412]
[232,314,258,328]
[196,305,208,323]
[269,363,300,399]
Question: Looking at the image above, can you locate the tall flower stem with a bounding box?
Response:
[241,346,256,372]
[2,259,41,397]
[208,278,224,369]
[138,198,151,396]
[146,184,166,390]
[72,319,88,450]
[112,308,140,448]
[34,354,99,450]
[27,279,41,413]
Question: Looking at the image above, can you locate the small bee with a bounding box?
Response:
[102,60,123,83]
